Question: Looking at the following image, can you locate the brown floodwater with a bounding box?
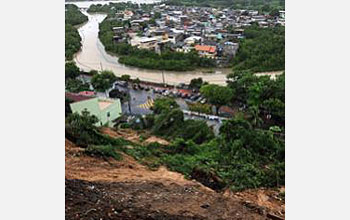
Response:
[70,1,231,85]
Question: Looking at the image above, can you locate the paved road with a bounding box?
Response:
[94,83,223,134]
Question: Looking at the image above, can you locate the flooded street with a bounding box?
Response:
[68,1,231,85]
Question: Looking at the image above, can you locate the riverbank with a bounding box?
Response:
[72,11,232,85]
[71,2,284,86]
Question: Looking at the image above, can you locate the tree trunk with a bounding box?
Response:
[215,105,220,115]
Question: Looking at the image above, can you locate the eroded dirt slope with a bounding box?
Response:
[65,132,284,219]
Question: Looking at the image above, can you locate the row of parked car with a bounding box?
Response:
[153,88,206,104]
[182,110,224,122]
[113,80,206,104]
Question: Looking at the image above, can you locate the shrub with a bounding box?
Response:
[85,145,122,160]
[188,102,212,114]
[153,98,179,114]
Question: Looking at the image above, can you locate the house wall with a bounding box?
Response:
[99,99,122,126]
[70,98,122,127]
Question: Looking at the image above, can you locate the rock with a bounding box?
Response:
[200,204,210,209]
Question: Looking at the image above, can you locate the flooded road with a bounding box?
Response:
[69,1,231,85]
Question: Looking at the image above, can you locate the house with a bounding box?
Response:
[218,106,236,118]
[69,97,122,127]
[194,45,217,58]
[184,36,201,45]
[139,37,159,50]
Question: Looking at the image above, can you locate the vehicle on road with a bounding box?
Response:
[114,81,128,88]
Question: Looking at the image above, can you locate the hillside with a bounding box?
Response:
[65,129,285,219]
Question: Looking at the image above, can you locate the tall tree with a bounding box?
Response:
[200,84,234,115]
[65,62,80,80]
[91,70,117,96]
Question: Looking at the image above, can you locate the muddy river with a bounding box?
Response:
[68,1,231,85]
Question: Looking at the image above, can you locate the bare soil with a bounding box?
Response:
[65,129,284,220]
[100,127,170,146]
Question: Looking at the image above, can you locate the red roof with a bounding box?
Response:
[178,89,192,94]
[79,91,95,96]
[195,45,216,53]
[219,106,236,115]
[65,92,94,103]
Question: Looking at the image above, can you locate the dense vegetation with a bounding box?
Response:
[121,74,284,190]
[227,71,285,128]
[165,0,285,11]
[65,62,90,93]
[200,84,234,114]
[65,24,82,60]
[65,4,88,26]
[65,69,285,191]
[65,4,87,60]
[95,3,216,71]
[233,24,285,72]
[90,70,117,93]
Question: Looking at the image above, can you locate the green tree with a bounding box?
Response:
[65,62,80,79]
[65,78,90,93]
[65,110,100,147]
[120,74,131,82]
[153,98,179,114]
[134,77,141,84]
[189,77,203,89]
[247,105,263,127]
[270,8,280,17]
[91,70,117,95]
[200,84,234,115]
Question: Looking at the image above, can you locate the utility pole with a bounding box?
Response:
[100,62,103,71]
[127,83,132,114]
[162,70,165,87]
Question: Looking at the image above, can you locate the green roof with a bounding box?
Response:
[70,97,122,127]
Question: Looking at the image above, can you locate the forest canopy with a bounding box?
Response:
[233,25,285,72]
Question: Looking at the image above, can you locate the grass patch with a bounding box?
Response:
[85,145,122,160]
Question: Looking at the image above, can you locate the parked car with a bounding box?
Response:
[138,84,144,90]
[177,83,186,89]
[115,81,128,87]
[162,90,170,96]
[190,95,197,101]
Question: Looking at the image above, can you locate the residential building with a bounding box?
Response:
[194,45,217,58]
[70,97,122,127]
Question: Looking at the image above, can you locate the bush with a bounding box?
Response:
[233,25,285,72]
[65,111,101,148]
[188,102,212,114]
[65,111,131,148]
[85,145,122,160]
[153,98,179,114]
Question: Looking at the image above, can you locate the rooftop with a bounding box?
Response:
[65,92,93,103]
[98,100,113,110]
[195,45,216,53]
